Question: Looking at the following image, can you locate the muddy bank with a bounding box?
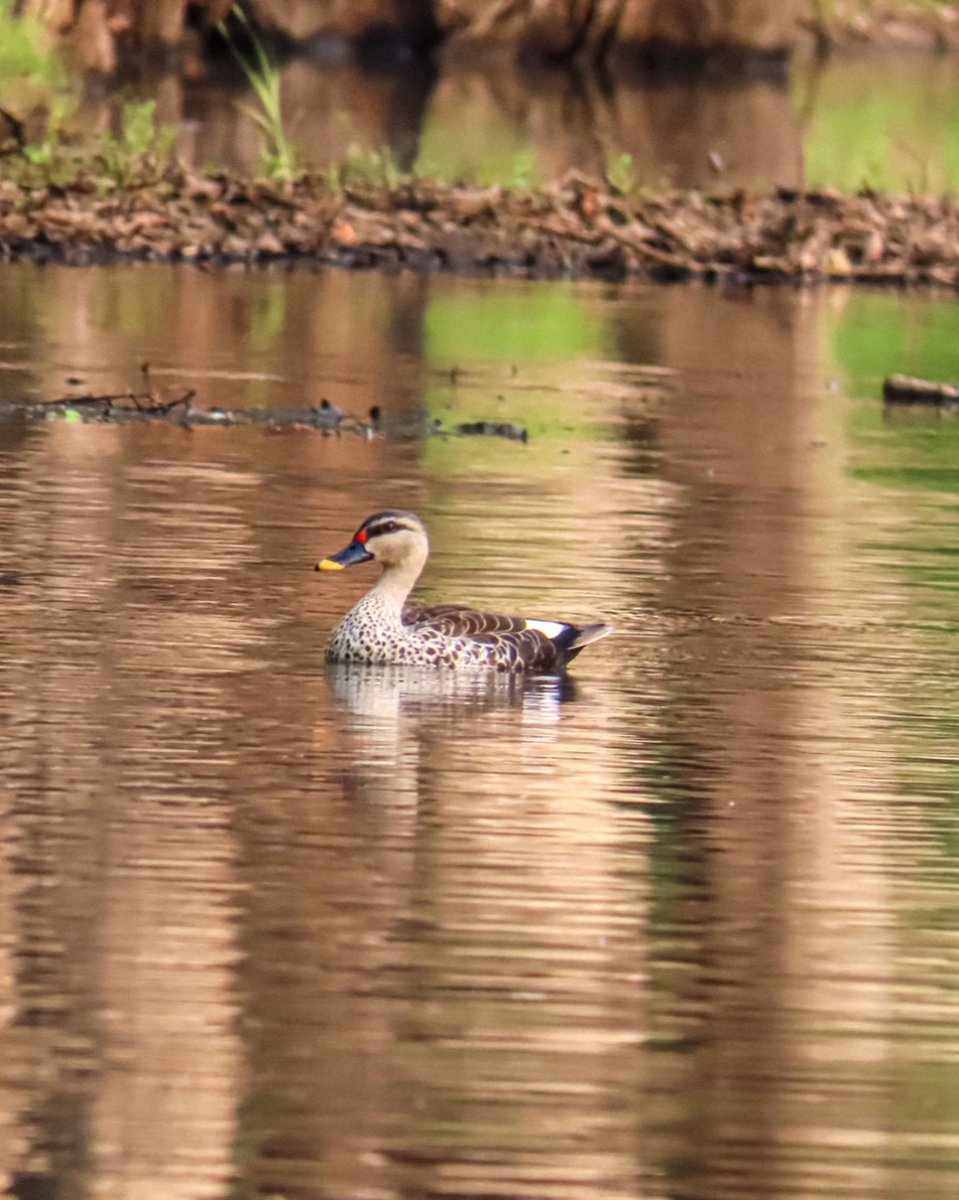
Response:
[2,166,959,289]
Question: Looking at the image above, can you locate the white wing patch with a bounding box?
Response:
[524,618,568,639]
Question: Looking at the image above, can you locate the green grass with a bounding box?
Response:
[794,51,959,193]
[325,144,407,191]
[7,99,176,189]
[0,1,180,188]
[0,0,66,96]
[218,3,299,183]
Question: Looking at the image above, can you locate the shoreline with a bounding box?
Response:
[1,168,958,290]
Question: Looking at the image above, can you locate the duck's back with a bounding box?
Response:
[403,602,611,672]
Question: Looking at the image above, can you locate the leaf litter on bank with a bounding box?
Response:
[1,163,959,288]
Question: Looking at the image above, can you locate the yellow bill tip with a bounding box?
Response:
[316,558,345,571]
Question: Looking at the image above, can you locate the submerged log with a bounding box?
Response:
[883,375,959,405]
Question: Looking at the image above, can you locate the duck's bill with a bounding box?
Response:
[316,540,373,571]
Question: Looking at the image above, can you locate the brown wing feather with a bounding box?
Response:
[402,603,611,671]
[403,603,580,671]
[477,627,566,671]
[403,603,531,637]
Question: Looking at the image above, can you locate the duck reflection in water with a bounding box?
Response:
[326,661,578,721]
[325,662,579,809]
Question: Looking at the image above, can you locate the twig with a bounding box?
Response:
[37,386,195,413]
[150,389,196,415]
[38,391,146,408]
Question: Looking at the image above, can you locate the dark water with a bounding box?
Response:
[1,263,959,1199]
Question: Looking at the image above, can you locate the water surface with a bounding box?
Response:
[0,264,959,1199]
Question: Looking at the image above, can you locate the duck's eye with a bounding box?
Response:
[381,521,397,534]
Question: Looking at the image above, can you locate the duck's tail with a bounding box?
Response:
[558,621,613,663]
[571,622,613,648]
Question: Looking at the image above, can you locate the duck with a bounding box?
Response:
[316,510,612,672]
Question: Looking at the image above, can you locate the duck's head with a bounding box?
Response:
[316,510,428,573]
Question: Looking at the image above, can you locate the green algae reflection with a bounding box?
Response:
[827,290,959,499]
[831,289,959,407]
[421,280,617,475]
[797,55,959,193]
[824,289,959,691]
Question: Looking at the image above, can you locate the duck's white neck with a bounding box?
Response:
[367,555,424,617]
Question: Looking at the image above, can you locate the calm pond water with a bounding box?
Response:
[1,262,959,1200]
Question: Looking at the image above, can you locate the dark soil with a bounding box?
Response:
[2,165,959,289]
